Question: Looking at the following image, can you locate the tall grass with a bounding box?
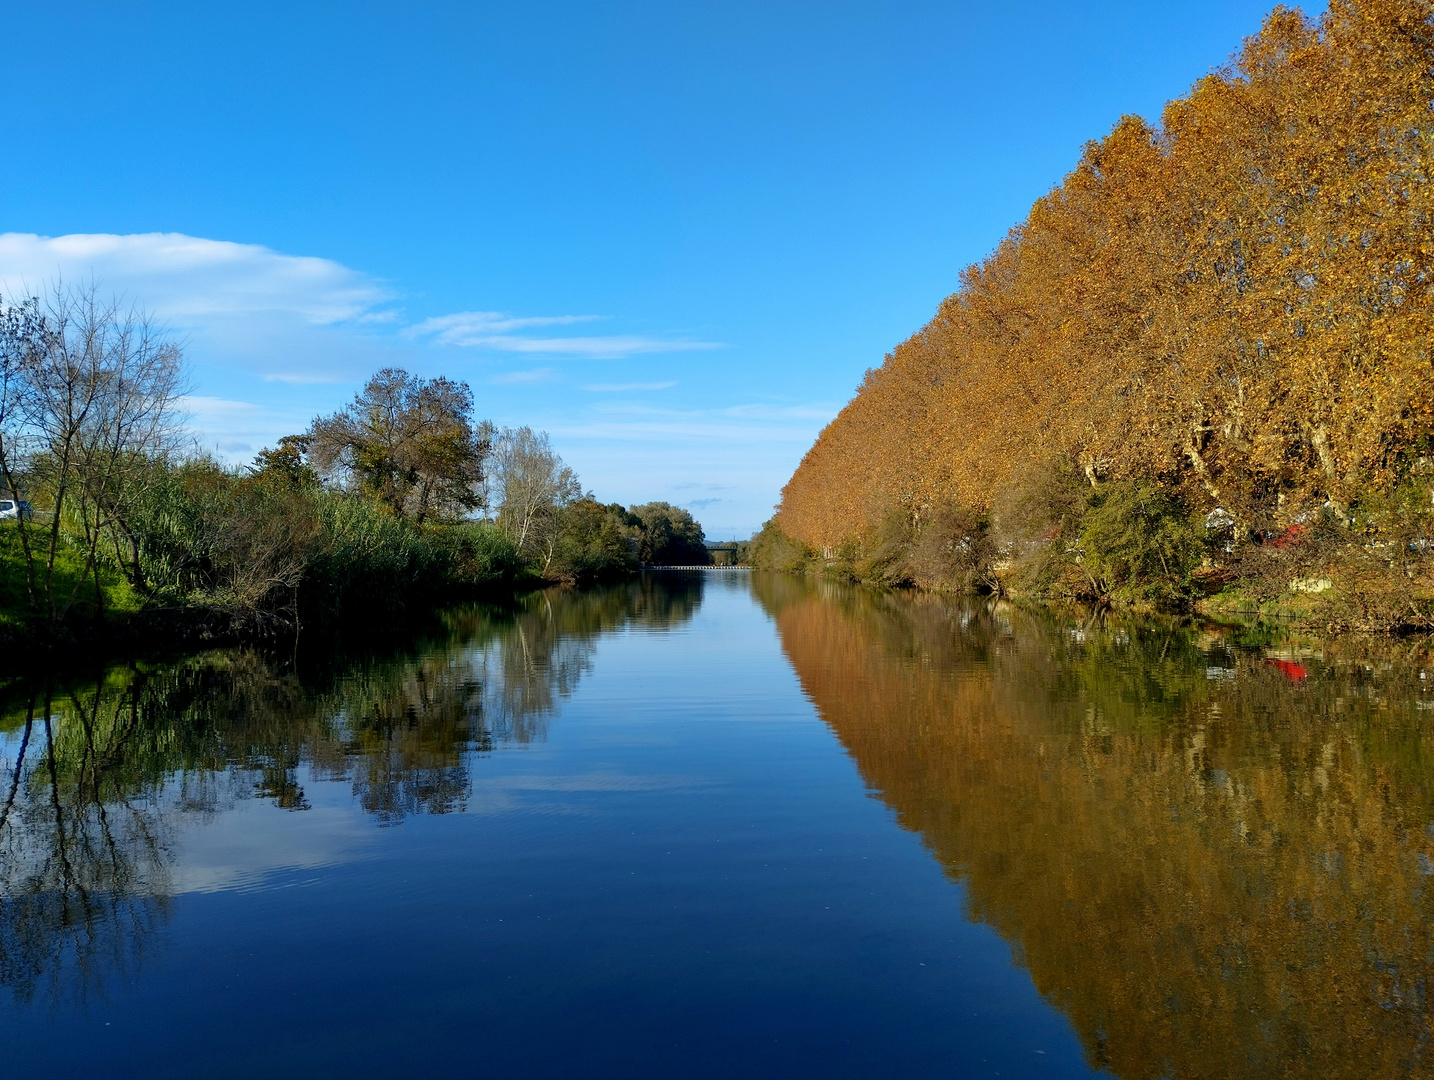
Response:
[90,457,535,633]
[0,449,649,644]
[0,524,140,628]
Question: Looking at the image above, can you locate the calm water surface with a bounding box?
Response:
[3,573,1433,1078]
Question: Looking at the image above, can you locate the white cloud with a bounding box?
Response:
[170,774,376,896]
[551,400,840,446]
[412,311,600,339]
[179,394,266,424]
[0,232,799,532]
[176,394,316,460]
[262,372,346,385]
[0,232,393,324]
[557,417,821,444]
[0,233,721,381]
[0,232,409,389]
[491,335,716,358]
[722,402,839,420]
[411,308,722,358]
[492,368,557,384]
[584,381,678,392]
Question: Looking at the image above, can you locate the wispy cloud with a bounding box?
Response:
[411,309,722,359]
[179,395,267,423]
[262,372,346,385]
[412,311,600,340]
[0,232,812,535]
[0,233,723,380]
[558,419,821,444]
[552,401,839,446]
[583,381,678,392]
[542,401,834,538]
[495,336,717,358]
[0,232,408,386]
[558,400,840,442]
[176,395,316,461]
[721,402,839,421]
[492,368,557,384]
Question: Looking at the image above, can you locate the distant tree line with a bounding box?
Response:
[766,0,1434,630]
[0,284,709,645]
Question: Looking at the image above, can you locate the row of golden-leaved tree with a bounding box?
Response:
[767,1,1434,628]
[0,284,709,646]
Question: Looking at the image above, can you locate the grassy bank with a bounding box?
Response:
[0,457,695,664]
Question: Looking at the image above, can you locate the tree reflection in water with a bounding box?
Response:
[0,692,174,1007]
[754,574,1434,1080]
[0,574,704,1003]
[17,569,1424,1077]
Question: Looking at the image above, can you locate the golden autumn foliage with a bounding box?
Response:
[778,1,1434,562]
[757,575,1434,1079]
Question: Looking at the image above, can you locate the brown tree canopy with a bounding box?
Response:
[308,368,490,522]
[778,0,1434,552]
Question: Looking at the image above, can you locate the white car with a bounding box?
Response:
[0,499,34,521]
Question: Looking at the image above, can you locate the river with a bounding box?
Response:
[2,572,1432,1078]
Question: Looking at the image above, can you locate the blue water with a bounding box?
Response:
[1,575,1095,1078]
[8,572,1432,1078]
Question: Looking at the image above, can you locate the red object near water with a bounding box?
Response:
[1264,658,1309,680]
[1268,524,1305,548]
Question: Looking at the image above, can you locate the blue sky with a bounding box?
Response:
[0,1,1306,538]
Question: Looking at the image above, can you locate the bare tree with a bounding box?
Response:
[489,427,581,568]
[308,368,489,522]
[0,284,184,624]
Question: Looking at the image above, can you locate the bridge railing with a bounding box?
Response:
[645,565,752,572]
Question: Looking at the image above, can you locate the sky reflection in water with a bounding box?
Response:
[3,574,1433,1079]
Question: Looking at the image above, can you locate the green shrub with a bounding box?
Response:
[547,499,638,585]
[437,520,531,589]
[0,445,664,638]
[1075,482,1205,607]
[629,501,708,564]
[748,520,814,573]
[300,490,452,619]
[857,501,996,592]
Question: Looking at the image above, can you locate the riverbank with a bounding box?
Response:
[748,515,1434,635]
[0,324,713,670]
[0,455,719,671]
[0,576,545,675]
[0,490,544,672]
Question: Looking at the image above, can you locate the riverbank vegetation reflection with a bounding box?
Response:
[6,571,1433,1078]
[754,576,1434,1079]
[0,574,703,1005]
